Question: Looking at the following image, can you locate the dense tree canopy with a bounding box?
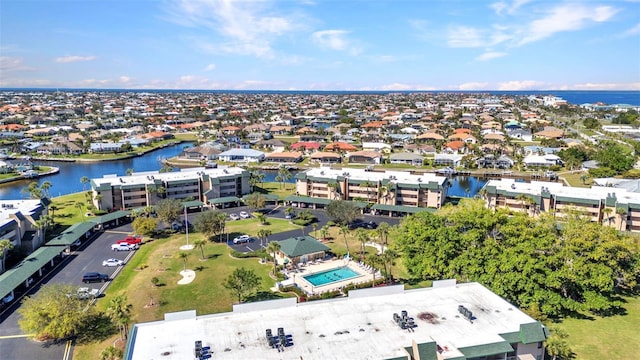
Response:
[593,141,636,174]
[155,198,183,226]
[194,210,227,241]
[18,284,90,341]
[223,267,260,303]
[394,199,640,318]
[326,200,361,225]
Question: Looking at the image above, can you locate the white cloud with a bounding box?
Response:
[54,55,97,63]
[0,78,52,87]
[498,80,546,90]
[163,0,300,58]
[475,51,507,61]
[204,63,217,71]
[458,82,489,90]
[619,22,640,37]
[519,4,618,45]
[312,30,359,54]
[378,83,414,91]
[447,26,486,48]
[570,82,640,90]
[491,0,533,15]
[0,57,37,72]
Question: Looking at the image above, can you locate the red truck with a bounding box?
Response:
[116,235,142,245]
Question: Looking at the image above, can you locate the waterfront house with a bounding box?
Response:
[389,152,424,166]
[217,148,265,163]
[347,150,382,165]
[309,151,342,164]
[264,151,303,163]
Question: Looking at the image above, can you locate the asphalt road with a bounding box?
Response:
[0,223,136,360]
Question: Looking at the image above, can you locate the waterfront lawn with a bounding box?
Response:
[51,192,94,226]
[254,181,296,198]
[557,295,640,360]
[75,232,287,359]
[0,172,18,180]
[225,217,301,238]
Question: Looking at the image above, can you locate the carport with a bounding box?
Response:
[370,204,433,217]
[283,195,331,209]
[0,244,67,301]
[208,196,242,208]
[89,210,133,230]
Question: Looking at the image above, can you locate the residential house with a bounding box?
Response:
[264,151,303,163]
[309,151,342,164]
[389,152,424,166]
[348,150,382,164]
[217,148,265,163]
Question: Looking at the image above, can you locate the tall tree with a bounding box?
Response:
[18,284,88,341]
[616,207,628,231]
[266,241,281,275]
[106,295,133,340]
[244,193,267,212]
[223,267,260,304]
[0,239,14,273]
[355,228,369,256]
[177,251,189,271]
[80,176,90,191]
[326,200,361,225]
[155,199,183,227]
[339,225,351,256]
[194,210,227,241]
[193,238,207,260]
[40,181,52,198]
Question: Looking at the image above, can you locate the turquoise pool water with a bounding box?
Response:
[303,266,360,287]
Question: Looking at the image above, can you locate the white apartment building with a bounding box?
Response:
[90,167,251,211]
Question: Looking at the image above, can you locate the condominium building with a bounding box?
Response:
[294,167,449,213]
[482,179,640,232]
[0,199,48,272]
[125,280,547,360]
[90,167,251,211]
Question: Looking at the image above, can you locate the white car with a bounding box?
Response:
[111,243,138,251]
[70,287,100,300]
[233,235,252,244]
[102,258,125,267]
[239,211,250,219]
[229,213,240,221]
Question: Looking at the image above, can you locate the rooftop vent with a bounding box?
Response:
[458,305,473,323]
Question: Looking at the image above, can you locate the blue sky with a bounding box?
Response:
[1,0,639,90]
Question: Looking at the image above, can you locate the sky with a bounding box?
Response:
[1,0,639,91]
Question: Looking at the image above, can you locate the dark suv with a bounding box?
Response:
[82,272,109,283]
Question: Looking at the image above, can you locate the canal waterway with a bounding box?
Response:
[0,143,488,200]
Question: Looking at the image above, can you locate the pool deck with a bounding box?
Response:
[285,258,381,295]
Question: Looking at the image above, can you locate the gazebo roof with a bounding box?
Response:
[277,236,330,258]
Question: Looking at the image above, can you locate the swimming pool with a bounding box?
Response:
[303,266,361,287]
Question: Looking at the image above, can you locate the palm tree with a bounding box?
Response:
[126,168,134,176]
[380,249,398,284]
[327,182,340,200]
[256,213,267,225]
[312,223,318,237]
[319,225,329,241]
[0,239,14,273]
[80,176,90,191]
[339,225,351,257]
[616,207,628,231]
[278,166,292,190]
[178,251,189,271]
[602,207,613,225]
[48,204,60,224]
[257,229,272,247]
[266,241,281,275]
[361,180,372,203]
[106,295,133,340]
[355,228,369,257]
[40,181,52,198]
[377,222,390,252]
[74,201,85,219]
[95,194,104,210]
[193,239,207,260]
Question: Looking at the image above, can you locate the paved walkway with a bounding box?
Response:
[178,270,196,285]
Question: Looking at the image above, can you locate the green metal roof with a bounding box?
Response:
[242,193,279,201]
[555,196,600,206]
[458,341,514,358]
[404,341,438,360]
[165,178,198,185]
[46,222,95,246]
[519,322,547,344]
[88,210,132,224]
[208,196,241,205]
[499,331,521,344]
[371,204,433,213]
[284,195,332,205]
[0,244,67,299]
[182,200,204,208]
[277,236,330,257]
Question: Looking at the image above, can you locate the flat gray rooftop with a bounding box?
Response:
[128,281,537,360]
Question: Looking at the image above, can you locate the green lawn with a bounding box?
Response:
[51,191,95,226]
[254,182,296,199]
[559,171,592,187]
[76,230,290,359]
[557,296,640,360]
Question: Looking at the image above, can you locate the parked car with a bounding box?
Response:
[233,235,252,244]
[111,243,138,251]
[68,287,100,300]
[229,213,240,221]
[102,258,125,267]
[348,220,378,230]
[71,239,82,247]
[239,211,250,219]
[82,272,109,283]
[2,293,14,304]
[116,235,142,245]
